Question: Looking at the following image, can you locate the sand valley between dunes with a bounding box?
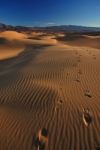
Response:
[0,31,100,150]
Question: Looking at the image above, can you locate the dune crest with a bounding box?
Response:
[0,31,27,40]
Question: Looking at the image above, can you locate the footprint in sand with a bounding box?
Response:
[55,99,63,113]
[77,59,81,62]
[32,128,48,149]
[54,106,59,113]
[82,108,93,127]
[84,90,92,98]
[66,73,69,76]
[60,87,62,90]
[75,52,78,55]
[93,56,96,60]
[78,69,82,75]
[74,78,80,83]
[73,63,77,67]
[66,74,69,79]
[77,56,81,62]
[58,99,63,104]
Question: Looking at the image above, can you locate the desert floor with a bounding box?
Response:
[0,31,100,150]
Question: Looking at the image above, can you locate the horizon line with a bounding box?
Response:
[0,22,100,28]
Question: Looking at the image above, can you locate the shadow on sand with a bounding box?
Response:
[0,44,51,85]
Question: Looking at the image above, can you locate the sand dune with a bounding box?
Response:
[0,32,100,150]
[56,33,100,49]
[0,31,27,60]
[67,37,100,49]
[0,31,56,60]
[0,31,27,40]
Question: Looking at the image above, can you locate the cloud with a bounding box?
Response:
[45,22,57,26]
[33,21,57,27]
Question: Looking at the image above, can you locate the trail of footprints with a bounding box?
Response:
[53,48,100,149]
[56,49,98,126]
[75,48,99,132]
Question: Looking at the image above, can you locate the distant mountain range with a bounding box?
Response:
[0,23,100,32]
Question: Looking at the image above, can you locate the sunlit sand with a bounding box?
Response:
[0,30,100,150]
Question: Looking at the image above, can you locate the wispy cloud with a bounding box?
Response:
[33,21,57,27]
[46,22,57,26]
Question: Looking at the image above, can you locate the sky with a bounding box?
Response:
[0,0,100,27]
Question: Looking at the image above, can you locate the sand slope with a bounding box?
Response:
[56,33,100,49]
[0,32,100,150]
[0,31,27,60]
[0,31,56,60]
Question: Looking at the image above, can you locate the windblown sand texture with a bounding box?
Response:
[0,31,100,150]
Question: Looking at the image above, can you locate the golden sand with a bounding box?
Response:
[0,31,100,150]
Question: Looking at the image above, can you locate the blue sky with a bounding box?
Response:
[0,0,100,27]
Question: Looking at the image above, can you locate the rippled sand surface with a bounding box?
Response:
[0,31,100,150]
